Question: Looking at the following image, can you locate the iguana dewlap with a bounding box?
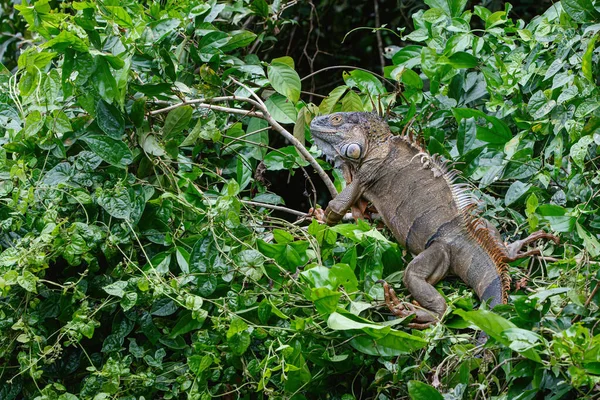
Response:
[310,112,559,328]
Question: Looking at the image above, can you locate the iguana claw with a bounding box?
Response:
[504,231,560,262]
[379,280,437,329]
[308,207,326,223]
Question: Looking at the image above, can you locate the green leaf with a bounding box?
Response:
[400,69,423,88]
[422,8,446,23]
[50,110,73,134]
[407,380,444,400]
[570,135,594,169]
[457,117,476,155]
[130,83,172,96]
[81,135,133,168]
[505,181,532,206]
[105,6,133,28]
[227,318,250,355]
[43,30,88,52]
[245,117,269,159]
[350,329,427,356]
[455,309,542,362]
[263,146,309,170]
[424,0,467,17]
[151,298,178,316]
[169,310,208,339]
[528,90,556,120]
[452,108,512,143]
[121,292,138,311]
[328,312,390,337]
[343,70,385,95]
[221,30,257,52]
[268,61,301,103]
[311,287,342,314]
[96,99,125,139]
[188,355,213,376]
[92,56,118,103]
[501,328,544,361]
[237,249,264,281]
[576,222,600,257]
[444,51,478,69]
[182,116,221,146]
[392,45,423,67]
[17,271,37,293]
[23,110,44,138]
[103,280,127,297]
[562,0,600,23]
[97,187,131,219]
[271,56,295,69]
[163,106,193,139]
[341,91,363,112]
[251,0,269,17]
[258,299,272,324]
[265,94,297,124]
[58,394,79,400]
[319,85,348,114]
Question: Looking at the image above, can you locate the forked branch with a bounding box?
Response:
[151,93,338,198]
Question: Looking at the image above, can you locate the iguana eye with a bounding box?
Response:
[330,115,343,125]
[344,143,362,159]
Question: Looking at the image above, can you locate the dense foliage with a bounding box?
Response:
[0,0,599,398]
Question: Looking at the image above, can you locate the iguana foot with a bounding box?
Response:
[308,207,326,223]
[505,231,560,262]
[350,198,370,221]
[379,280,437,329]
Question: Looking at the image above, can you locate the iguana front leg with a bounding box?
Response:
[322,179,362,225]
[381,241,451,329]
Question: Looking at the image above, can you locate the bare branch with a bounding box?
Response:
[228,79,338,198]
[149,97,264,117]
[242,200,308,218]
[150,93,339,198]
[300,65,395,89]
[374,0,385,74]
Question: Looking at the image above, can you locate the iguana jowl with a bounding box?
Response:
[310,112,559,328]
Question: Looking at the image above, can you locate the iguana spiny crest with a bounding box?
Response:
[310,111,559,329]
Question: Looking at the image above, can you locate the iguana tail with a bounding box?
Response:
[463,209,511,305]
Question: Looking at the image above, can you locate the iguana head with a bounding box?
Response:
[310,112,392,168]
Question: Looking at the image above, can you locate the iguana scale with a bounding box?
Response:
[310,112,559,328]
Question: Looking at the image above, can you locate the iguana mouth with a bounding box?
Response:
[310,127,337,135]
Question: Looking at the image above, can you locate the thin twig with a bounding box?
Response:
[301,65,396,89]
[241,200,308,218]
[149,97,263,117]
[373,0,385,74]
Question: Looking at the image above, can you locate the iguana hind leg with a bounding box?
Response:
[483,220,559,262]
[381,241,451,329]
[504,230,560,262]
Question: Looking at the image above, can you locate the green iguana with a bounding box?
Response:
[310,112,559,328]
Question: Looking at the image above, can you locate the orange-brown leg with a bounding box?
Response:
[505,230,560,262]
[380,281,438,329]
